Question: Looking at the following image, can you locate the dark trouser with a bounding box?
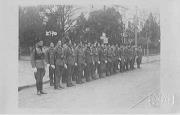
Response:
[136,57,142,68]
[55,65,64,89]
[99,61,105,78]
[130,58,133,70]
[125,59,128,71]
[114,59,119,71]
[49,65,55,86]
[34,68,45,91]
[120,60,125,72]
[91,63,96,79]
[106,61,112,76]
[72,65,78,81]
[132,57,135,69]
[85,63,93,82]
[67,64,74,86]
[77,63,84,83]
[97,62,100,76]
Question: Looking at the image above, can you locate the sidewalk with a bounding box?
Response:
[18,55,160,91]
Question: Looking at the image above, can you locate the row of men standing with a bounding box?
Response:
[31,39,143,95]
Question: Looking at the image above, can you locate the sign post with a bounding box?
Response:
[100,32,108,44]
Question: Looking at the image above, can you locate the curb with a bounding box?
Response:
[18,57,160,92]
[18,80,50,92]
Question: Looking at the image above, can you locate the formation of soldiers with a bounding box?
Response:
[31,39,143,95]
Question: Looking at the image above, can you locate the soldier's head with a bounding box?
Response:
[36,39,43,47]
[93,42,96,47]
[50,42,54,48]
[57,40,62,46]
[74,43,76,47]
[69,40,72,45]
[63,43,67,48]
[88,42,91,47]
[80,41,83,46]
[101,43,104,47]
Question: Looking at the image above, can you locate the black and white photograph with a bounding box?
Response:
[1,0,180,114]
[18,2,161,111]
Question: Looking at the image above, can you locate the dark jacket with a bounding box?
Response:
[31,47,46,68]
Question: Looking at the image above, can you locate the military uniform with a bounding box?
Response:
[46,47,55,86]
[64,44,75,87]
[54,45,65,89]
[114,45,119,72]
[129,47,134,70]
[72,45,78,81]
[74,44,86,84]
[31,46,46,93]
[84,45,94,82]
[132,47,136,69]
[92,45,99,79]
[124,46,129,71]
[120,46,125,72]
[106,45,112,76]
[136,47,143,68]
[98,45,106,78]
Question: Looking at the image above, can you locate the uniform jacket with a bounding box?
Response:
[92,46,99,62]
[74,45,85,65]
[64,45,75,66]
[99,46,106,62]
[84,46,93,64]
[107,46,112,62]
[54,45,65,66]
[31,47,46,68]
[45,47,55,65]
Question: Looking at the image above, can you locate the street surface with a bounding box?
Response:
[18,61,160,113]
[18,55,159,87]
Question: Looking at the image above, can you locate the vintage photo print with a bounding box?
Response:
[1,0,180,114]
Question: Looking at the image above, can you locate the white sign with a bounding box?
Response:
[46,31,57,37]
[100,32,108,43]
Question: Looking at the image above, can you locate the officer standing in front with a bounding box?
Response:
[31,39,47,95]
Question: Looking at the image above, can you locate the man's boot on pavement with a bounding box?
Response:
[40,90,47,94]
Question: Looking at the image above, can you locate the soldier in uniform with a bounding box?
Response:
[117,45,121,72]
[136,46,143,68]
[98,43,106,78]
[111,45,117,73]
[129,46,134,70]
[124,45,129,71]
[84,43,94,82]
[132,46,136,69]
[46,42,55,86]
[31,39,47,95]
[97,43,101,77]
[64,40,75,87]
[114,44,119,72]
[91,43,99,79]
[74,42,85,84]
[54,40,65,89]
[106,44,112,76]
[119,45,124,72]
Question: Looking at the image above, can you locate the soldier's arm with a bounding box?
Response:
[30,49,36,68]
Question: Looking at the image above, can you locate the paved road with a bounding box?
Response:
[18,61,160,113]
[18,55,160,87]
